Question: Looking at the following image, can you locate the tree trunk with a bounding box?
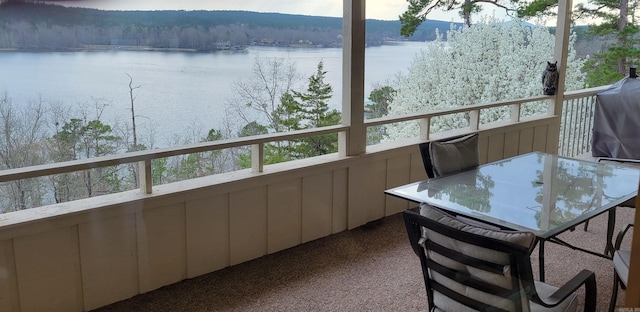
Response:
[618,0,629,74]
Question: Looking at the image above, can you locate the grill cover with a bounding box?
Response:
[591,77,640,159]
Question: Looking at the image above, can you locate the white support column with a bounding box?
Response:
[339,0,366,156]
[548,0,573,154]
[552,0,572,116]
[138,160,152,194]
[469,109,480,130]
[251,143,263,173]
[419,117,431,140]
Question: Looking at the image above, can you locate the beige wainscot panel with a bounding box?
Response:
[545,121,560,153]
[79,213,138,311]
[302,171,333,243]
[385,154,412,216]
[14,226,82,312]
[229,186,267,265]
[533,125,549,152]
[332,168,348,234]
[486,132,506,162]
[504,130,520,158]
[136,199,186,293]
[0,239,19,312]
[348,158,387,229]
[519,127,535,154]
[267,179,302,254]
[185,192,230,278]
[409,149,427,182]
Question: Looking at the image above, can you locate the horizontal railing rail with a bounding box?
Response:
[0,87,607,201]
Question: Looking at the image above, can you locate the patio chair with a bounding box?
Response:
[418,132,479,179]
[609,222,634,312]
[403,204,597,312]
[418,132,498,229]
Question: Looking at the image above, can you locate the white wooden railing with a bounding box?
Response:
[0,87,608,202]
[559,85,610,158]
[0,86,612,312]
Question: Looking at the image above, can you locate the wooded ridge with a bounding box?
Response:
[0,2,462,51]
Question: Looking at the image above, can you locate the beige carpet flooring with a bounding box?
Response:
[93,206,635,312]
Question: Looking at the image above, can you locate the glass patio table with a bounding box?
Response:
[385,151,640,281]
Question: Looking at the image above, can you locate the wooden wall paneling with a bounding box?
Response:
[136,202,186,293]
[79,214,138,310]
[410,149,427,182]
[546,121,560,154]
[229,186,268,265]
[347,159,386,229]
[332,168,348,234]
[14,227,83,311]
[486,133,506,162]
[385,154,412,216]
[519,127,535,154]
[0,239,19,312]
[302,172,334,243]
[478,134,489,165]
[533,125,549,152]
[504,130,520,158]
[185,193,230,278]
[267,179,302,254]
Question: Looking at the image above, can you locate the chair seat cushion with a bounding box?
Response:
[614,250,631,286]
[430,283,579,312]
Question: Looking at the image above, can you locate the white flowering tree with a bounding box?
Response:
[384,18,586,141]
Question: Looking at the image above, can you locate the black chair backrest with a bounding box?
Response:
[419,133,479,179]
[403,208,537,312]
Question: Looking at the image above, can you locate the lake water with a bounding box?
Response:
[0,42,427,146]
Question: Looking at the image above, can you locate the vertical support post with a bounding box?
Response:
[510,104,521,123]
[138,159,152,194]
[469,109,480,130]
[252,143,263,173]
[626,177,640,307]
[419,117,431,140]
[548,0,572,154]
[339,0,366,157]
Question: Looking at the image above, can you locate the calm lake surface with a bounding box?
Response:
[0,42,427,146]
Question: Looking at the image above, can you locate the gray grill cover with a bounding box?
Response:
[592,77,640,159]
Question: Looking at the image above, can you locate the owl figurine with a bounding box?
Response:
[542,61,559,95]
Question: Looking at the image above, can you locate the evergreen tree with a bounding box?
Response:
[51,118,121,199]
[366,85,396,144]
[399,0,519,35]
[577,0,640,86]
[286,61,341,157]
[517,0,640,86]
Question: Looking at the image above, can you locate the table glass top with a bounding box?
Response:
[385,152,640,237]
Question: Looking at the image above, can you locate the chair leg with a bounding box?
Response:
[583,219,589,231]
[609,273,620,312]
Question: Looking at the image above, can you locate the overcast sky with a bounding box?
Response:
[41,0,505,23]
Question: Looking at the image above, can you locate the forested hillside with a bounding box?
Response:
[0,2,461,51]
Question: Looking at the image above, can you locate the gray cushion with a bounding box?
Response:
[614,250,631,286]
[429,133,479,177]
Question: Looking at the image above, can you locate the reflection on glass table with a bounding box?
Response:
[385,151,640,281]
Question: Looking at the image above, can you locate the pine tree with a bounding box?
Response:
[286,61,341,157]
[577,0,640,86]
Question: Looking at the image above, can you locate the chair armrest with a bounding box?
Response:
[533,269,597,312]
[598,157,640,164]
[614,223,634,250]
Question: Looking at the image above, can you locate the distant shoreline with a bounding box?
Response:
[0,40,419,53]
